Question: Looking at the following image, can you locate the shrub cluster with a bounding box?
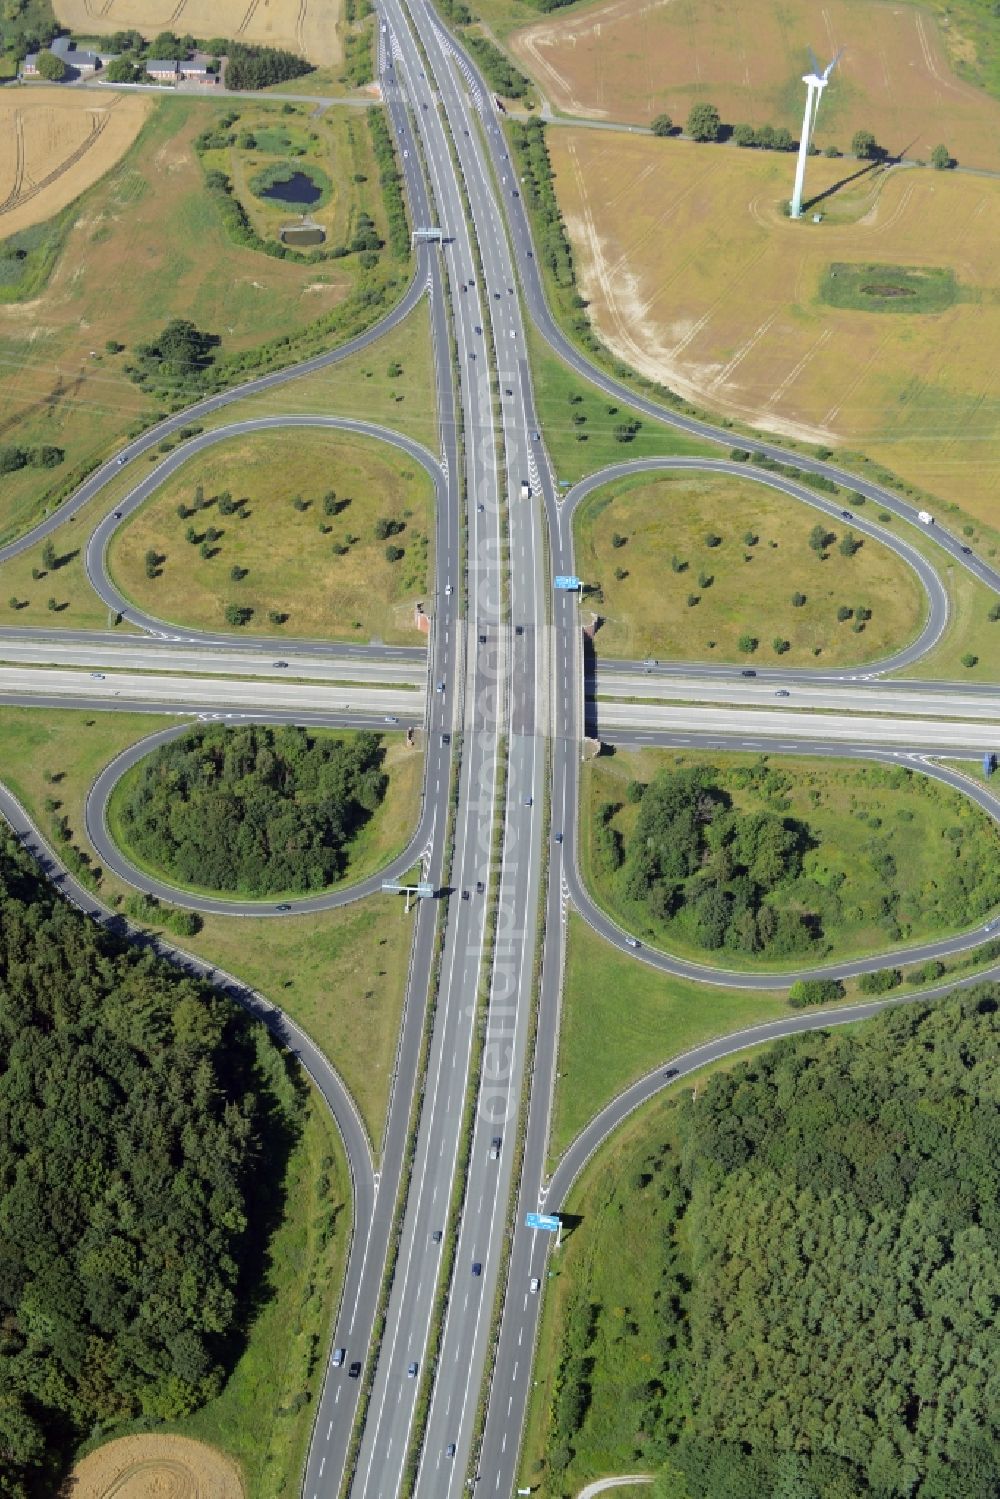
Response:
[751,449,840,495]
[509,119,575,291]
[788,977,845,1008]
[341,0,375,86]
[732,122,795,151]
[368,108,410,258]
[464,33,529,99]
[0,443,63,474]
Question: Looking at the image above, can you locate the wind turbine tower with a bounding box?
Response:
[790,47,843,218]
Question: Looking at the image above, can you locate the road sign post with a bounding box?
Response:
[381,880,436,912]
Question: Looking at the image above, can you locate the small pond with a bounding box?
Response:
[281,225,327,247]
[259,171,323,206]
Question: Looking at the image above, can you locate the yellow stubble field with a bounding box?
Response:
[549,129,1000,527]
[52,0,343,67]
[0,90,150,238]
[512,0,1000,172]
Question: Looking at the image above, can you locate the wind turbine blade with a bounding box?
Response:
[823,46,844,79]
[807,45,820,75]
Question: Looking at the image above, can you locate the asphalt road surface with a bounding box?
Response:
[0,665,421,716]
[596,669,1000,722]
[598,702,1000,752]
[5,8,1000,1498]
[0,636,425,686]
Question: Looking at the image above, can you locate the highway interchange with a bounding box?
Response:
[3,10,1000,1499]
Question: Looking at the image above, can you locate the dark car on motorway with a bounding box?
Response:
[472,1262,482,1277]
[349,1361,361,1378]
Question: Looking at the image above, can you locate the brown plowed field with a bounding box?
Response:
[52,0,342,66]
[512,0,1000,172]
[68,1436,244,1499]
[549,129,1000,526]
[0,90,149,237]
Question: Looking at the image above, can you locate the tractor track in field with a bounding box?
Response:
[0,105,120,221]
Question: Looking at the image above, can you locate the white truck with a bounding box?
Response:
[918,510,935,525]
[520,480,531,501]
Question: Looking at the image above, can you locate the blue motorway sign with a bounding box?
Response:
[525,1212,560,1232]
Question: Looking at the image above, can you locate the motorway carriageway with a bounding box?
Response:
[0,667,422,720]
[595,671,1000,722]
[599,702,1000,753]
[0,637,425,686]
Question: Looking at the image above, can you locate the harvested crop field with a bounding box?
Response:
[68,1434,244,1498]
[512,0,1000,172]
[0,90,149,238]
[52,0,342,66]
[549,129,1000,528]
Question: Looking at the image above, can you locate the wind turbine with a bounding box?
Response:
[789,46,843,219]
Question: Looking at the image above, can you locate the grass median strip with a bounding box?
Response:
[550,914,785,1163]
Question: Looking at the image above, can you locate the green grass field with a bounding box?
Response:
[819,262,960,315]
[574,470,926,666]
[580,747,1000,971]
[551,914,785,1162]
[0,706,417,1144]
[0,299,437,635]
[221,298,439,453]
[891,529,1000,681]
[108,428,434,643]
[528,323,712,484]
[0,95,408,546]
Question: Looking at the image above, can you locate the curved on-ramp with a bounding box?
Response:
[577,1480,653,1499]
[561,456,949,675]
[564,744,1000,988]
[85,414,446,642]
[85,720,436,917]
[546,942,1000,1214]
[0,259,430,565]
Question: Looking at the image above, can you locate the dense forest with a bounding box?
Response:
[541,989,1000,1499]
[617,764,817,956]
[116,724,388,895]
[0,832,303,1496]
